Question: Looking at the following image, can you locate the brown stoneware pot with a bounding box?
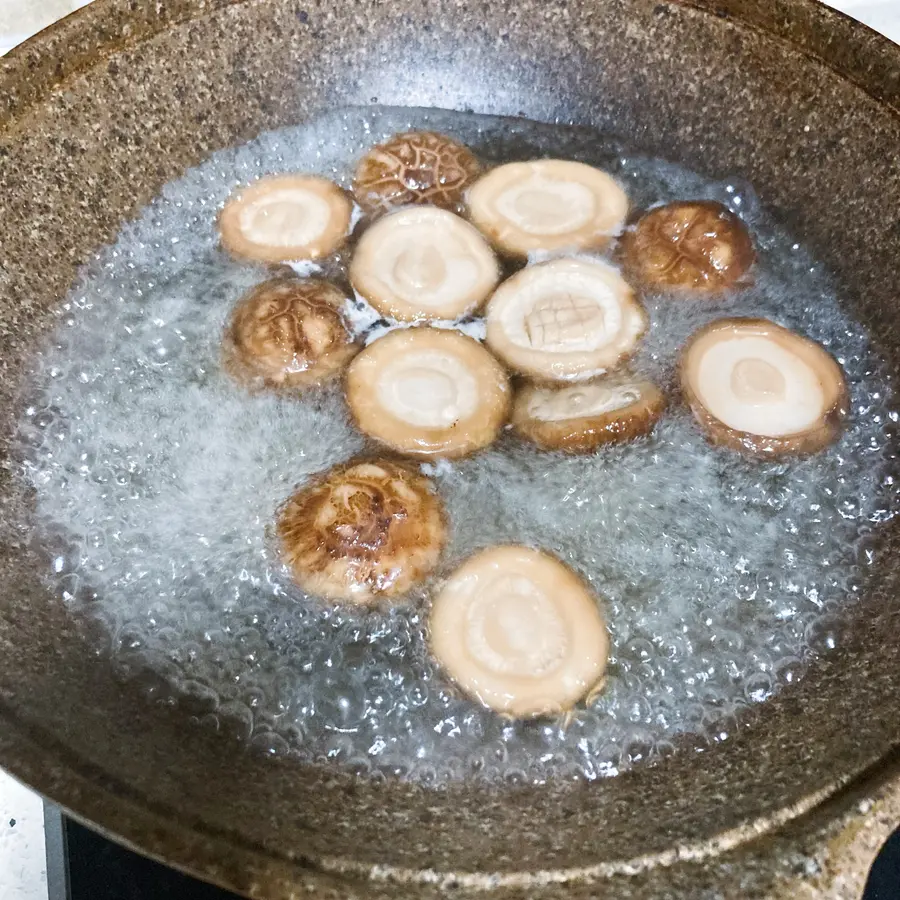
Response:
[1,1,900,897]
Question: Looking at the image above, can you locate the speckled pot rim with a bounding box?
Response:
[3,1,900,898]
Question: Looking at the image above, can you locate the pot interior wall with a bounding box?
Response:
[0,0,899,886]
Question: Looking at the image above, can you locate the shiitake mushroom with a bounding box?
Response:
[467,159,628,258]
[346,328,510,459]
[353,131,482,217]
[429,545,609,718]
[277,459,446,604]
[349,207,500,322]
[223,278,359,391]
[512,375,665,453]
[621,200,755,293]
[680,317,848,457]
[219,175,353,264]
[224,277,360,390]
[485,258,647,383]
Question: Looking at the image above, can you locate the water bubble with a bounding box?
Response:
[743,672,774,704]
[14,105,895,786]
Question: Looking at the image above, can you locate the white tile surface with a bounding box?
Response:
[0,776,46,900]
[0,0,897,898]
[0,0,93,55]
[823,0,900,43]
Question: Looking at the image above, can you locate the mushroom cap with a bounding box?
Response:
[621,200,755,293]
[353,131,482,217]
[349,207,501,323]
[680,317,849,457]
[277,459,446,604]
[224,278,359,391]
[429,545,609,718]
[512,375,666,453]
[219,175,353,263]
[346,328,511,459]
[485,257,647,382]
[466,159,629,258]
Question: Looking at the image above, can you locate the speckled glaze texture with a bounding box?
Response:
[1,1,900,897]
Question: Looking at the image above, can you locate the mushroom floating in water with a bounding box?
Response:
[466,159,629,258]
[429,545,609,718]
[219,175,353,263]
[485,257,646,382]
[512,375,665,453]
[349,207,500,322]
[621,200,755,293]
[680,317,848,457]
[346,328,510,459]
[223,278,359,391]
[353,130,482,216]
[277,459,446,604]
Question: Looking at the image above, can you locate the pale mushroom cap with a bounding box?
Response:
[349,207,501,322]
[219,175,353,263]
[224,278,359,390]
[622,200,755,292]
[524,380,646,423]
[467,159,629,257]
[429,545,609,718]
[277,459,446,604]
[485,258,647,382]
[353,131,482,216]
[681,318,848,454]
[346,328,511,458]
[513,375,665,452]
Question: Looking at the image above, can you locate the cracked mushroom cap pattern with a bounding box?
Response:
[353,131,483,216]
[621,200,755,292]
[224,278,359,390]
[276,460,447,604]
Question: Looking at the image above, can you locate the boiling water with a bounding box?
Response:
[15,107,898,783]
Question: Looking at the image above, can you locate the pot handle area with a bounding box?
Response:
[600,759,900,900]
[758,766,900,900]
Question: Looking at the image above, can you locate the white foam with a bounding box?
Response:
[344,290,488,346]
[14,106,898,784]
[287,260,325,277]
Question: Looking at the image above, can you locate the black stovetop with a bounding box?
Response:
[61,817,239,900]
[57,814,900,899]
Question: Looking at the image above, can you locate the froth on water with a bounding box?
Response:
[14,105,899,784]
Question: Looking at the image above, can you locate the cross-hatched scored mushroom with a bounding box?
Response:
[485,258,647,382]
[223,278,359,391]
[277,460,447,604]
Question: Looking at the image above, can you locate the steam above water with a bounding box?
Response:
[15,106,898,783]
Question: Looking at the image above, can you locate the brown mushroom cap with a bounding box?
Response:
[429,545,609,718]
[352,131,482,217]
[349,207,500,323]
[219,175,353,263]
[680,317,849,457]
[224,278,359,391]
[277,459,446,604]
[485,258,647,383]
[512,375,666,453]
[466,159,629,258]
[621,200,755,293]
[346,328,511,459]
